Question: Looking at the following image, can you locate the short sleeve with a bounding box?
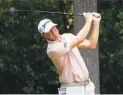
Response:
[47,33,75,59]
[47,41,71,59]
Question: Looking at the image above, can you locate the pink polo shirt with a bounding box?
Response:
[47,33,89,84]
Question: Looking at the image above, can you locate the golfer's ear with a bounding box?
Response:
[40,33,43,37]
[40,33,45,38]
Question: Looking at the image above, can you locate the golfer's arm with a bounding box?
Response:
[89,22,100,48]
[70,21,92,49]
[78,22,100,49]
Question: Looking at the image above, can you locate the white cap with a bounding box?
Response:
[37,19,57,34]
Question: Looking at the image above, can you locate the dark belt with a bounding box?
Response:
[61,78,90,87]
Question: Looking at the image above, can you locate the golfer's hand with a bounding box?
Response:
[92,12,101,23]
[83,12,93,22]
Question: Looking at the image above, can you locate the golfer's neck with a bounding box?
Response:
[55,34,62,41]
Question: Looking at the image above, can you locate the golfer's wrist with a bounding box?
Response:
[85,20,92,24]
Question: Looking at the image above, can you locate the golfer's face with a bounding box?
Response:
[50,26,59,35]
[41,26,60,41]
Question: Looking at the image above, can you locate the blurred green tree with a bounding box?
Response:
[0,0,73,93]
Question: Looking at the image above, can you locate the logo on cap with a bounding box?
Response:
[38,19,57,34]
[42,21,50,29]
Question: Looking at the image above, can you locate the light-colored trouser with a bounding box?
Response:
[58,80,95,95]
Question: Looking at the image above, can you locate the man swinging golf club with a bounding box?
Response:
[37,12,101,95]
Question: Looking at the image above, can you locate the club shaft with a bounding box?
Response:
[9,10,100,18]
[9,10,83,16]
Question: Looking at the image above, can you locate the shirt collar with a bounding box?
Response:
[47,37,64,44]
[47,40,60,44]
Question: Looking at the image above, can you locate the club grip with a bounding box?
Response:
[76,13,100,18]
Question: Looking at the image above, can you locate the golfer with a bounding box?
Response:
[37,12,101,95]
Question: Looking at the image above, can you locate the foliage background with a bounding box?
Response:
[0,0,73,94]
[0,0,123,94]
[99,1,123,94]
